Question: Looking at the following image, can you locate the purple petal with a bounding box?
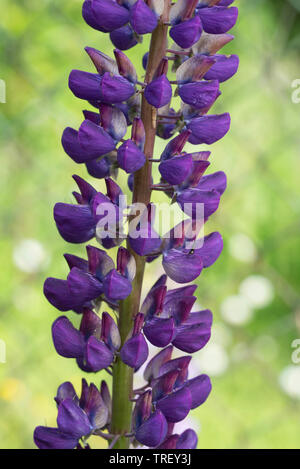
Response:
[86,158,111,179]
[83,110,101,125]
[170,16,202,49]
[179,80,220,110]
[81,382,108,430]
[86,245,114,278]
[173,322,211,353]
[83,0,130,33]
[85,46,118,76]
[177,429,198,449]
[162,249,203,283]
[144,75,172,109]
[54,202,95,244]
[158,434,178,449]
[114,49,137,84]
[130,0,158,35]
[100,103,127,141]
[160,130,191,161]
[78,120,115,159]
[176,55,215,84]
[67,267,103,303]
[195,231,223,267]
[79,308,102,340]
[117,246,136,282]
[103,269,132,300]
[62,127,96,164]
[135,410,168,447]
[64,253,88,272]
[188,113,231,145]
[55,382,79,407]
[99,72,135,104]
[117,140,146,174]
[129,226,161,257]
[44,277,82,312]
[185,374,212,409]
[69,70,102,101]
[197,171,227,195]
[101,311,121,352]
[156,387,192,422]
[132,390,152,431]
[159,356,191,387]
[52,316,85,359]
[110,24,138,51]
[85,336,114,372]
[57,399,91,438]
[143,345,173,382]
[192,31,234,55]
[198,6,238,34]
[204,54,239,82]
[120,333,149,370]
[34,426,78,450]
[159,155,193,185]
[143,317,175,348]
[177,188,220,219]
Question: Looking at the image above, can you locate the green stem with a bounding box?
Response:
[110,1,172,450]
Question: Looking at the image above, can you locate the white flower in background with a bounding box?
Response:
[193,343,229,377]
[229,233,257,263]
[13,239,49,274]
[239,275,274,308]
[221,294,253,326]
[279,365,300,399]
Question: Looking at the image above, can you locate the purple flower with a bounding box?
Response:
[110,24,139,51]
[53,176,125,245]
[179,79,220,110]
[187,113,231,144]
[197,6,238,34]
[34,379,110,449]
[52,310,119,372]
[158,429,198,449]
[62,120,115,164]
[69,70,135,104]
[130,0,157,35]
[144,75,172,109]
[204,54,239,82]
[170,16,203,49]
[132,390,168,447]
[44,245,135,312]
[82,0,130,33]
[120,313,149,370]
[141,276,212,351]
[117,118,146,173]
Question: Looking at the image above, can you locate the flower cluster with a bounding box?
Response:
[35,0,238,450]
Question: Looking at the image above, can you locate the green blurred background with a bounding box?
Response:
[1,0,300,449]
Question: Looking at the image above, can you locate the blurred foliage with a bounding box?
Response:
[0,0,300,449]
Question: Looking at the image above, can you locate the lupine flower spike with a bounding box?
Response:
[35,0,238,450]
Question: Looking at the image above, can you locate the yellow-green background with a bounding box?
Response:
[1,0,300,449]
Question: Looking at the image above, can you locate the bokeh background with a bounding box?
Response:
[1,0,300,449]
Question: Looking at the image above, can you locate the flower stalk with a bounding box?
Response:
[111,5,172,447]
